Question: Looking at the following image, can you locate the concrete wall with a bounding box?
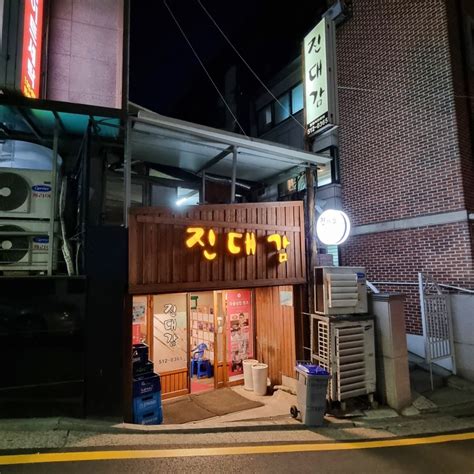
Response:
[259,110,305,149]
[406,293,474,382]
[370,293,411,411]
[451,294,474,382]
[46,0,124,108]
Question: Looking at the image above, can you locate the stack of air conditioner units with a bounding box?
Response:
[310,267,376,409]
[0,166,57,273]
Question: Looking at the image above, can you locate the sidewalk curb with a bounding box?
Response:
[58,419,343,435]
[1,413,473,436]
[0,416,356,435]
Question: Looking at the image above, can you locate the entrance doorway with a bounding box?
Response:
[138,289,254,399]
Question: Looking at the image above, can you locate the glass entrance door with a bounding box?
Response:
[152,293,189,399]
[225,289,254,383]
[189,291,216,393]
[214,291,227,389]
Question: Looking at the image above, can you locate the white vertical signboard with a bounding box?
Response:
[303,17,338,138]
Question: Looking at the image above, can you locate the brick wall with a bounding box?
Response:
[341,222,474,335]
[446,0,474,213]
[336,0,474,333]
[337,0,466,226]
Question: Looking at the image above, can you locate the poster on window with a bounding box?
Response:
[153,294,188,373]
[226,290,253,378]
[132,296,147,344]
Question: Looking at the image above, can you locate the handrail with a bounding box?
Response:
[371,281,474,294]
[366,280,380,294]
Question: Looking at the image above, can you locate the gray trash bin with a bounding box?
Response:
[293,362,330,426]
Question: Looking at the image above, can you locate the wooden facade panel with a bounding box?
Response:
[160,368,189,399]
[255,286,296,385]
[129,202,306,294]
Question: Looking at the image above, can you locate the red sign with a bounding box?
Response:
[132,323,141,345]
[20,0,44,98]
[226,290,253,377]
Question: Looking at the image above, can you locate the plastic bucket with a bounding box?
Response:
[252,363,268,396]
[243,359,258,391]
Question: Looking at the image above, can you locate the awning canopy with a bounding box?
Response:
[129,107,330,185]
[0,95,122,143]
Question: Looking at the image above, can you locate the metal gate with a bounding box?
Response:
[418,272,456,389]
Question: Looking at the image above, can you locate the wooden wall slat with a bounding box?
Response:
[299,204,306,281]
[160,368,189,397]
[129,202,306,294]
[255,286,296,386]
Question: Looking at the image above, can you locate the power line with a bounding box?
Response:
[196,0,306,132]
[162,0,248,137]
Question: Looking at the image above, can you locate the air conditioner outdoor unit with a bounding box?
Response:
[314,266,368,315]
[310,313,376,407]
[0,219,57,272]
[0,169,55,220]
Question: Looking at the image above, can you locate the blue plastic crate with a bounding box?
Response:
[133,391,162,417]
[133,372,161,397]
[132,344,149,364]
[133,406,163,425]
[133,360,154,377]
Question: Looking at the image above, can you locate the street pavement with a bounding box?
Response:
[0,432,473,473]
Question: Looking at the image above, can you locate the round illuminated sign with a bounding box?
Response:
[316,210,351,245]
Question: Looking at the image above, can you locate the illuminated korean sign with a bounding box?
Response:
[185,227,291,264]
[316,209,351,245]
[20,0,44,98]
[303,17,338,138]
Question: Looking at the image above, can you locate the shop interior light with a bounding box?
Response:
[176,190,199,206]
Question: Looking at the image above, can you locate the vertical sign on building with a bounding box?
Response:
[303,17,338,138]
[20,0,44,98]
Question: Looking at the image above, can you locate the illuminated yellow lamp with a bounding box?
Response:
[244,232,256,255]
[282,235,290,249]
[227,232,243,254]
[186,227,205,248]
[278,252,288,263]
[267,234,282,250]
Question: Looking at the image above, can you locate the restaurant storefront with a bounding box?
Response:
[128,202,307,401]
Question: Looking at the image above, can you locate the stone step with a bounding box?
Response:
[411,391,438,414]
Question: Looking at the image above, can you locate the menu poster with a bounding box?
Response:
[132,297,147,344]
[226,290,253,377]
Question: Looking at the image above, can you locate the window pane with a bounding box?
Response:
[291,83,304,113]
[317,162,332,186]
[257,104,272,133]
[274,93,290,124]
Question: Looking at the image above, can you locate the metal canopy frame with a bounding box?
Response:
[124,109,331,226]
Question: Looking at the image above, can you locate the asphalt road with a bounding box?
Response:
[1,435,473,473]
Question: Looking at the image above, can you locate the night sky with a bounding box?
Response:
[130,1,326,121]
